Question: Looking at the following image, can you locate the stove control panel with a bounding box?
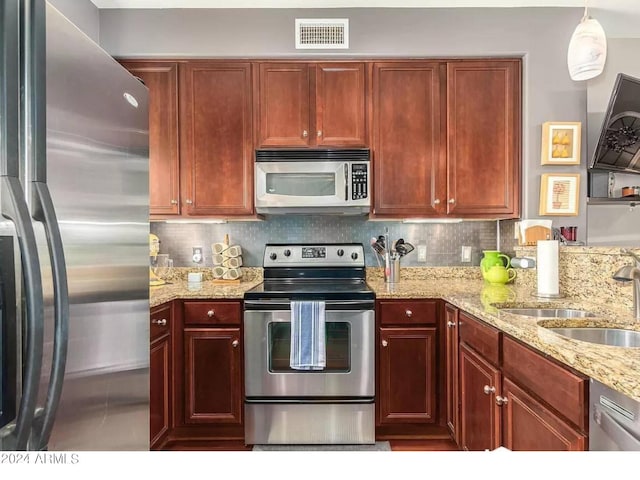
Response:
[263,244,365,268]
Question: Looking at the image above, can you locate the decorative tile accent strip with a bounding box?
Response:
[151,218,500,267]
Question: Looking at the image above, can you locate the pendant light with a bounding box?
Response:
[567,1,607,81]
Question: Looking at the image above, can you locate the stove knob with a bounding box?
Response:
[337,249,345,257]
[269,252,277,261]
[351,252,359,260]
[284,249,291,257]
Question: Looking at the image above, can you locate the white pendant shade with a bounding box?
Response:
[567,16,607,81]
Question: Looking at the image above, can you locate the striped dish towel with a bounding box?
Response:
[290,301,326,370]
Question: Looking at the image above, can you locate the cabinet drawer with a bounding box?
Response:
[150,303,172,341]
[458,312,500,366]
[502,336,588,431]
[183,301,241,326]
[379,300,437,325]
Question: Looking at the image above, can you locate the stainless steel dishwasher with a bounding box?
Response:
[590,379,640,450]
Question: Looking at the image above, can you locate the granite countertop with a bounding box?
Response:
[150,278,261,306]
[369,278,640,402]
[150,271,640,402]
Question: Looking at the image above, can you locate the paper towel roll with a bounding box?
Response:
[223,256,243,268]
[212,266,226,279]
[537,240,559,296]
[212,254,225,265]
[211,243,228,255]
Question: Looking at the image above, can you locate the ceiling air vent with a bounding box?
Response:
[295,18,349,50]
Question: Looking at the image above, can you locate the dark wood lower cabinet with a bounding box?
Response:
[502,377,587,451]
[378,327,437,424]
[150,303,172,450]
[183,328,242,425]
[459,343,501,451]
[444,304,459,444]
[150,332,171,449]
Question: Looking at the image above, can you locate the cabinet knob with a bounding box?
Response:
[433,199,441,205]
[302,130,308,138]
[207,310,215,318]
[382,339,388,347]
[405,309,412,317]
[448,198,455,204]
[170,199,178,205]
[483,385,496,395]
[152,318,167,326]
[447,321,456,327]
[232,339,239,348]
[496,396,508,406]
[185,199,193,205]
[317,130,322,137]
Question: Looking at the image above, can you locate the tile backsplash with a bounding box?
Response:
[152,217,516,267]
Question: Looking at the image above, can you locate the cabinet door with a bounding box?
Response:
[379,327,436,424]
[180,62,253,215]
[502,377,587,451]
[444,304,460,444]
[315,63,367,146]
[459,343,501,451]
[446,60,521,218]
[150,334,171,448]
[257,63,310,146]
[120,61,180,216]
[183,328,242,424]
[372,62,446,216]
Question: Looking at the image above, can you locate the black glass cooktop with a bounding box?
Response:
[244,279,375,302]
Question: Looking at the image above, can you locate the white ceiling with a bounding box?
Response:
[88,0,640,14]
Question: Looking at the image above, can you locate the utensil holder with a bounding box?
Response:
[385,256,401,284]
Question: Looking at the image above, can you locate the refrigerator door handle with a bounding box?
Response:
[1,0,44,451]
[0,177,45,451]
[21,0,69,451]
[29,184,69,451]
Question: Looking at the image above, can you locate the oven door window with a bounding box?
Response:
[266,172,336,197]
[268,322,350,372]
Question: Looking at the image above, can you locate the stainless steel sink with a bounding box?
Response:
[548,327,640,348]
[499,308,596,318]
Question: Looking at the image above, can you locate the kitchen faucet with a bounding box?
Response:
[613,249,640,320]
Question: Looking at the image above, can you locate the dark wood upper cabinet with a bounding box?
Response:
[179,62,253,216]
[256,62,367,147]
[446,60,521,218]
[315,63,367,146]
[120,61,180,216]
[372,62,445,216]
[257,63,310,147]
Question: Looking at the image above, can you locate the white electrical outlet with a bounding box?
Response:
[461,246,472,263]
[192,246,203,264]
[417,245,427,262]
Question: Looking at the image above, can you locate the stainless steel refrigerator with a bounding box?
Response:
[0,0,149,450]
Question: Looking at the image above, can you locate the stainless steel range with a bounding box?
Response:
[243,243,375,445]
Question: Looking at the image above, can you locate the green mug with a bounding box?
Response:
[484,265,517,285]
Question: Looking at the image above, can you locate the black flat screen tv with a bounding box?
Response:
[590,73,640,174]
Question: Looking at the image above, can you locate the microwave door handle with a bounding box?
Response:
[344,163,348,201]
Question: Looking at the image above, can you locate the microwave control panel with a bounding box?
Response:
[351,163,368,200]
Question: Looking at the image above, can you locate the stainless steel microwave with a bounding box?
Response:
[254,149,371,215]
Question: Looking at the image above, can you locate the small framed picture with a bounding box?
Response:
[541,121,581,165]
[539,173,580,216]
